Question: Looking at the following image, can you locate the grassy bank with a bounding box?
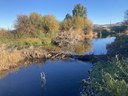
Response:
[89,58,128,96]
[82,35,128,96]
[0,29,56,47]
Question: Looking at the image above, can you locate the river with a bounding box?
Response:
[0,37,115,96]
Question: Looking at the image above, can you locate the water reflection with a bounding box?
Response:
[64,40,92,55]
[0,59,92,96]
[85,37,116,55]
[0,67,19,79]
[40,72,46,88]
[0,37,115,80]
[0,60,45,80]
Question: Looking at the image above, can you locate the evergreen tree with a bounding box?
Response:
[64,13,72,20]
[124,10,128,24]
[72,4,87,18]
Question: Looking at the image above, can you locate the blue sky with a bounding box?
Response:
[0,0,127,29]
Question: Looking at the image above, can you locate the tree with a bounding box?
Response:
[72,16,92,30]
[29,12,42,28]
[15,13,44,36]
[64,13,72,20]
[15,15,30,34]
[124,10,128,24]
[15,13,60,37]
[42,15,59,33]
[72,4,87,18]
[61,19,73,30]
[29,12,43,35]
[61,4,92,32]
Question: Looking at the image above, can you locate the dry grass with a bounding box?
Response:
[0,50,24,71]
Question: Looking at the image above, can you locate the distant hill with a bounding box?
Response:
[94,22,123,28]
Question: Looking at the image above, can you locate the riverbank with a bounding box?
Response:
[81,35,128,96]
[0,36,123,95]
[0,28,94,71]
[0,45,70,71]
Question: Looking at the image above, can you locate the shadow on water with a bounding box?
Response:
[0,37,116,96]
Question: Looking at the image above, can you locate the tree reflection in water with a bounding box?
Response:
[0,39,92,79]
[63,39,92,55]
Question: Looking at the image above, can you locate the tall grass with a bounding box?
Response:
[0,50,24,71]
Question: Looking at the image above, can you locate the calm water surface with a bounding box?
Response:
[86,37,116,55]
[0,60,92,96]
[0,37,115,96]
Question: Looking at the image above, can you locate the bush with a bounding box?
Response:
[104,73,128,96]
[107,35,128,57]
[60,19,73,30]
[61,3,93,35]
[61,16,93,31]
[0,29,13,39]
[88,58,128,96]
[42,15,59,33]
[15,13,59,37]
[15,13,44,37]
[0,29,15,45]
[15,15,30,35]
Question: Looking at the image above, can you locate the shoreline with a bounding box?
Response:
[0,46,69,72]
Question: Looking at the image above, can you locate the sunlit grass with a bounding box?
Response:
[0,50,24,71]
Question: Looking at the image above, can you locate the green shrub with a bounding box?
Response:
[0,29,15,45]
[107,35,128,57]
[104,73,128,96]
[89,58,128,96]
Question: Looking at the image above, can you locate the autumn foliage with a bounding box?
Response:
[15,13,59,37]
[61,4,93,38]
